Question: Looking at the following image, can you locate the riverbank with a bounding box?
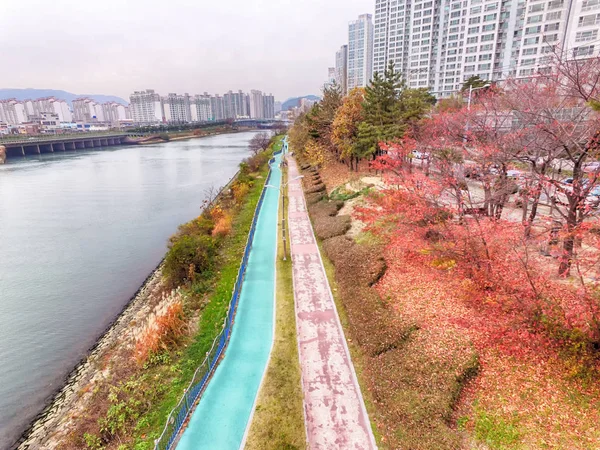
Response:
[14,136,282,450]
[136,125,256,145]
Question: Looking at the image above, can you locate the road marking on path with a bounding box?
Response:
[287,157,377,450]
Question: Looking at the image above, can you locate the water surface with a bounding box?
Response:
[0,131,258,448]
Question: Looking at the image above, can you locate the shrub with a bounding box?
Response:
[135,302,186,365]
[173,216,214,242]
[212,213,233,238]
[164,234,216,287]
[233,182,250,204]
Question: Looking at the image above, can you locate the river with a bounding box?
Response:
[0,131,259,448]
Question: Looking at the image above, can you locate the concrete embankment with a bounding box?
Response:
[16,265,182,449]
[0,145,6,164]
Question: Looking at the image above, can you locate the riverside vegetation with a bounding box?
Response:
[55,135,282,449]
[289,57,600,448]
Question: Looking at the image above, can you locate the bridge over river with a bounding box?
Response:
[0,133,137,158]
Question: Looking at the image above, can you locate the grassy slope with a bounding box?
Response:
[244,162,306,449]
[131,139,282,448]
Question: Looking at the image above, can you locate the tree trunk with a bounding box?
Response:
[484,185,492,216]
[524,188,541,238]
[559,233,575,277]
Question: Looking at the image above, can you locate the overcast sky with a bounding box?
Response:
[0,0,373,102]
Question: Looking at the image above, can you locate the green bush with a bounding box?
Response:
[164,235,217,287]
[173,216,214,242]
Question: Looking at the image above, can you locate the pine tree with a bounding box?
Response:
[354,61,406,163]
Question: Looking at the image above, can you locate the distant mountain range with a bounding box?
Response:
[282,95,320,111]
[0,89,128,106]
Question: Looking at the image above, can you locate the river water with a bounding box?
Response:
[0,131,259,448]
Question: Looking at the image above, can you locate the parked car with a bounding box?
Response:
[584,161,600,173]
[412,151,430,160]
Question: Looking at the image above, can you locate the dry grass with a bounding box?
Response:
[244,165,306,450]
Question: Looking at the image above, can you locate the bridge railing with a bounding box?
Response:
[154,147,282,450]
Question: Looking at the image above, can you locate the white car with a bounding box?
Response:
[412,151,430,160]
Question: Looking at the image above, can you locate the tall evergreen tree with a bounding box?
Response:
[355,61,406,161]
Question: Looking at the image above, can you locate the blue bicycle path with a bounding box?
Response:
[177,150,282,450]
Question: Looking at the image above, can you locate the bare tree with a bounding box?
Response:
[249,132,272,156]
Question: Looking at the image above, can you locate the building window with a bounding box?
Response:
[521,58,536,65]
[483,13,497,21]
[485,2,498,10]
[575,29,598,41]
[470,5,482,13]
[479,53,492,60]
[465,55,476,62]
[519,68,535,76]
[480,43,493,50]
[582,0,600,11]
[546,11,562,20]
[527,14,543,23]
[574,45,595,56]
[469,16,481,24]
[525,25,542,34]
[467,36,479,43]
[528,3,544,12]
[482,23,496,31]
[478,63,491,70]
[547,0,564,10]
[578,13,600,26]
[523,36,540,45]
[468,26,480,34]
[481,33,495,41]
[522,47,537,55]
[465,65,476,71]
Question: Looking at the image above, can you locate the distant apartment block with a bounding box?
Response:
[335,44,349,94]
[372,0,600,97]
[348,14,374,90]
[127,88,278,125]
[162,93,192,124]
[263,93,275,119]
[129,89,164,125]
[191,94,213,122]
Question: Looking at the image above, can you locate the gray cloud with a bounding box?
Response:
[0,0,372,101]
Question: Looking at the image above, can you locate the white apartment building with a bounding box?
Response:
[373,0,600,97]
[0,100,27,125]
[250,90,265,119]
[335,44,349,94]
[130,90,164,125]
[162,93,192,124]
[190,94,212,122]
[263,93,275,119]
[348,14,375,90]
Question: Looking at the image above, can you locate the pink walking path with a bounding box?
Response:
[287,157,377,450]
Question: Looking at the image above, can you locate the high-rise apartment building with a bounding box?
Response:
[190,94,212,122]
[162,93,192,124]
[348,14,374,90]
[373,0,600,97]
[210,95,225,121]
[263,93,275,119]
[129,90,164,124]
[0,100,27,125]
[223,90,250,119]
[249,90,265,119]
[335,44,349,94]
